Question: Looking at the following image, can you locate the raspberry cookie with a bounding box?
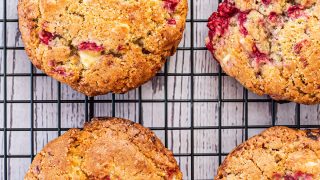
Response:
[25,117,182,180]
[18,0,187,96]
[215,126,320,179]
[206,0,320,104]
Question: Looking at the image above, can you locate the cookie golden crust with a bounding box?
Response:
[25,118,182,180]
[206,0,320,104]
[215,126,320,180]
[18,0,187,96]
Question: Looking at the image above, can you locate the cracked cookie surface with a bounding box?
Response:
[206,0,320,104]
[18,0,187,96]
[25,117,182,180]
[215,126,320,180]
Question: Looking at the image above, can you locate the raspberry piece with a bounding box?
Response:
[238,11,249,36]
[284,175,295,180]
[294,171,313,180]
[48,60,56,67]
[49,61,71,77]
[207,14,230,36]
[206,1,239,53]
[272,173,282,180]
[288,5,304,18]
[206,40,215,53]
[300,57,308,67]
[268,12,278,23]
[272,171,313,180]
[39,30,55,45]
[35,166,41,174]
[262,0,271,5]
[207,1,238,37]
[164,0,180,12]
[166,169,176,179]
[208,30,215,40]
[117,45,125,51]
[206,30,216,52]
[251,44,269,63]
[78,42,104,51]
[53,66,73,77]
[294,39,308,54]
[167,18,177,25]
[217,1,239,17]
[53,66,67,76]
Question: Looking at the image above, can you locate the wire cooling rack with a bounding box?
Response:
[1,0,320,179]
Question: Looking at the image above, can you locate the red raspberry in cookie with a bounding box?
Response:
[268,12,278,23]
[167,18,177,25]
[262,0,271,5]
[53,66,67,76]
[206,31,216,52]
[206,1,239,52]
[39,30,55,45]
[117,45,125,51]
[207,14,230,36]
[273,171,313,180]
[288,5,304,18]
[207,2,238,37]
[217,1,238,17]
[272,173,282,179]
[208,30,215,41]
[238,11,249,36]
[48,60,56,67]
[48,61,71,77]
[164,0,180,12]
[284,175,296,180]
[78,42,104,51]
[206,41,215,53]
[294,39,308,54]
[251,44,270,63]
[294,171,313,179]
[299,57,308,67]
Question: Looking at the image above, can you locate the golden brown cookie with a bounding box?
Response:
[215,126,320,180]
[18,0,188,96]
[206,0,320,104]
[25,117,182,180]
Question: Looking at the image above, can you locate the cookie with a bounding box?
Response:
[206,0,320,104]
[18,0,187,96]
[25,117,182,180]
[215,126,320,179]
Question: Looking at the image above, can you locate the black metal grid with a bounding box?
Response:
[1,0,319,179]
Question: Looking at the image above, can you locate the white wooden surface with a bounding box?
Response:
[1,0,320,179]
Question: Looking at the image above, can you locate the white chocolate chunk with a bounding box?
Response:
[222,54,231,64]
[305,161,319,167]
[240,38,245,45]
[79,51,101,68]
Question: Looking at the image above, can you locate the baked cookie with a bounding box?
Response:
[18,0,187,96]
[25,117,182,180]
[215,126,320,179]
[206,0,320,104]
